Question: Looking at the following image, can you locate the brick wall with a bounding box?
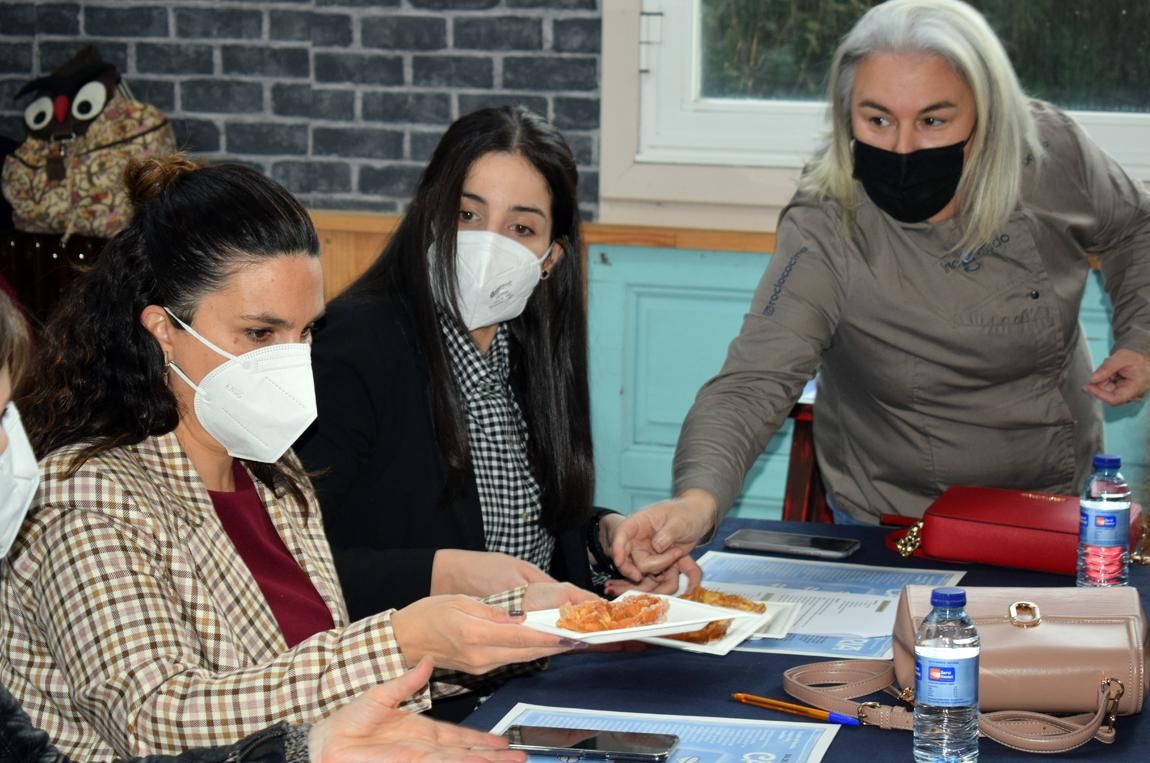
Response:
[0,0,602,217]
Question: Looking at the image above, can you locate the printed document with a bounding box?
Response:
[491,703,838,763]
[698,551,964,658]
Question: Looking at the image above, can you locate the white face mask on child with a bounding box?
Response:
[0,403,39,558]
[434,230,552,330]
[164,309,317,463]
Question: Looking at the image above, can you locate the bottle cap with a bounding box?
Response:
[930,587,966,607]
[1093,454,1121,469]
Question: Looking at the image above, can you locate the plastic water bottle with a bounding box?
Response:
[1077,453,1131,587]
[913,587,979,763]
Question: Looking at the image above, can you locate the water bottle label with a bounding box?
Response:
[915,648,979,707]
[1080,500,1130,547]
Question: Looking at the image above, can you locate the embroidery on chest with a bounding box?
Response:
[939,232,1011,274]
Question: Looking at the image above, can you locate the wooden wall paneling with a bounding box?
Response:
[316,230,356,303]
[308,211,777,299]
[312,212,394,300]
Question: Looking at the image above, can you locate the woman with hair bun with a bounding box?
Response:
[0,155,588,761]
[0,291,523,763]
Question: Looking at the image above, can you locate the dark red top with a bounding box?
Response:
[208,463,335,648]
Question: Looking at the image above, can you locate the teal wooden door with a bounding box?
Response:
[587,245,793,518]
[587,246,1148,517]
[1083,270,1149,492]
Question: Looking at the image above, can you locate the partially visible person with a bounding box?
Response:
[0,157,589,760]
[295,106,700,613]
[0,288,34,565]
[0,293,524,763]
[0,273,17,310]
[0,660,523,763]
[612,0,1150,581]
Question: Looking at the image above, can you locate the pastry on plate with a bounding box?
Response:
[556,593,669,632]
[665,587,766,644]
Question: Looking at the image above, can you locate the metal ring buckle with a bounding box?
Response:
[857,701,881,726]
[1103,678,1125,732]
[1008,601,1041,628]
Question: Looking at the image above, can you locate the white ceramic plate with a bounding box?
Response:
[748,600,801,640]
[522,591,760,645]
[641,607,776,656]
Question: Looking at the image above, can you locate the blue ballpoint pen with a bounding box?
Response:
[731,692,862,726]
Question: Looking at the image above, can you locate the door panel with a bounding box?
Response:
[588,245,789,519]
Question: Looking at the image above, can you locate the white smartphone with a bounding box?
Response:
[723,528,861,559]
[504,725,679,762]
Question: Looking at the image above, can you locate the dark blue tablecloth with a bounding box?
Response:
[463,518,1149,762]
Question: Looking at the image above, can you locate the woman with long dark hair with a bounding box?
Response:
[0,156,587,760]
[295,107,677,620]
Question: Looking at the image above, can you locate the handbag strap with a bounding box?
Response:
[783,660,1123,753]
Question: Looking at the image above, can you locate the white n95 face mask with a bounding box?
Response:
[0,403,39,558]
[164,309,317,463]
[438,230,550,330]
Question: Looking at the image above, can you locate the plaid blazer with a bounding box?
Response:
[0,432,523,760]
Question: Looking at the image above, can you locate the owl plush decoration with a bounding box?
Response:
[1,46,176,239]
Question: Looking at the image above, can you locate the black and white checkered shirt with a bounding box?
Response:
[439,313,555,571]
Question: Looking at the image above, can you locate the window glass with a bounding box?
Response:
[700,0,1150,113]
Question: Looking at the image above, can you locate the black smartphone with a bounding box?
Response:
[504,725,679,762]
[723,528,861,559]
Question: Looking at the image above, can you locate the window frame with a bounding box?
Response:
[637,0,826,169]
[599,0,1150,231]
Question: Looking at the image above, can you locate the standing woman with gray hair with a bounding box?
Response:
[612,0,1150,578]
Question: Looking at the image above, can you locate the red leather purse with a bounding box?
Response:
[884,486,1145,574]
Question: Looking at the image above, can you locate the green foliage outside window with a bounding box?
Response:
[701,0,1150,112]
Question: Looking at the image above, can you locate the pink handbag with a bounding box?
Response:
[784,586,1147,753]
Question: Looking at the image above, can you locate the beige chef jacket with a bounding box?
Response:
[674,101,1150,522]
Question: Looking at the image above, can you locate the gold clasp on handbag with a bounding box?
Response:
[1103,678,1125,732]
[895,521,923,557]
[857,700,881,726]
[1131,518,1150,565]
[1008,601,1041,627]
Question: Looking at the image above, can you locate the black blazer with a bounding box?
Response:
[295,294,591,621]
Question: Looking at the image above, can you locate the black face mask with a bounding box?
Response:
[852,138,966,223]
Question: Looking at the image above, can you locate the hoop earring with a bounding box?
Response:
[540,268,551,281]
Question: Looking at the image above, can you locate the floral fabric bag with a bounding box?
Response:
[2,94,175,239]
[1,46,177,240]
